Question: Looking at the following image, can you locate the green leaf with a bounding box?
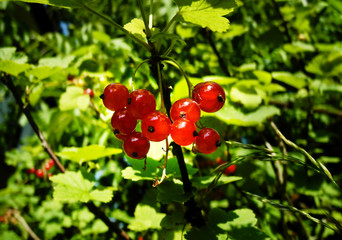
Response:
[192,175,242,189]
[0,47,28,63]
[56,145,122,164]
[59,86,90,111]
[218,209,257,230]
[271,71,307,89]
[156,180,192,203]
[128,204,166,231]
[178,0,237,32]
[25,66,61,81]
[38,55,75,68]
[50,171,113,203]
[123,18,146,42]
[0,0,91,8]
[283,41,315,54]
[92,31,111,43]
[0,47,30,76]
[121,157,197,181]
[230,82,263,109]
[209,104,280,126]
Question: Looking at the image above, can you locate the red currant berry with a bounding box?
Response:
[141,111,171,142]
[192,81,225,113]
[84,88,94,98]
[44,162,52,171]
[36,169,44,178]
[170,98,201,123]
[111,109,137,135]
[48,159,55,168]
[27,167,36,174]
[170,119,197,146]
[100,83,129,111]
[224,164,236,175]
[195,128,221,154]
[123,132,150,159]
[113,129,129,141]
[127,89,156,119]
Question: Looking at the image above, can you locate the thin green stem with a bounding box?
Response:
[157,62,166,113]
[131,59,150,89]
[162,57,192,98]
[162,12,180,33]
[137,0,152,38]
[81,3,151,51]
[270,121,339,188]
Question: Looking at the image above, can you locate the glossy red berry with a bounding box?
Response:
[27,167,36,174]
[170,119,197,146]
[224,164,236,175]
[111,108,137,135]
[170,98,201,123]
[36,169,44,178]
[123,132,150,159]
[101,83,129,111]
[192,81,225,113]
[44,162,52,170]
[84,88,94,98]
[48,159,55,168]
[141,111,171,142]
[113,129,129,141]
[127,89,156,119]
[195,128,221,154]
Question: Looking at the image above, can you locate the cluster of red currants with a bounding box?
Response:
[26,159,55,178]
[101,81,225,159]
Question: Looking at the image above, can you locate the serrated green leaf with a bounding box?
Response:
[230,84,263,109]
[128,204,166,231]
[56,145,122,164]
[59,86,90,111]
[272,72,307,89]
[123,18,146,42]
[0,47,28,63]
[178,0,237,32]
[25,66,61,80]
[50,171,113,203]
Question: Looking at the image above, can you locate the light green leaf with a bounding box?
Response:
[123,18,146,42]
[272,71,307,89]
[192,175,242,189]
[56,145,122,164]
[253,70,272,84]
[92,31,111,43]
[230,84,263,109]
[38,55,75,68]
[178,0,237,32]
[283,41,315,54]
[0,47,28,63]
[29,83,44,106]
[50,171,113,203]
[208,104,280,126]
[218,208,257,230]
[0,60,30,76]
[128,204,166,231]
[59,86,90,111]
[26,66,61,81]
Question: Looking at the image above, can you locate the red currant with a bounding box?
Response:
[27,167,36,174]
[113,129,129,141]
[127,89,156,119]
[123,132,150,159]
[170,98,201,123]
[192,81,225,113]
[36,169,44,178]
[195,128,221,154]
[100,83,129,111]
[48,159,55,168]
[170,119,197,146]
[44,162,52,171]
[111,108,137,135]
[224,164,236,175]
[84,88,94,98]
[141,111,171,142]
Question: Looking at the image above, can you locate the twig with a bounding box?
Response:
[12,209,40,240]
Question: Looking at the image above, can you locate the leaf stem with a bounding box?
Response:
[81,3,151,51]
[162,57,192,98]
[162,12,180,33]
[131,59,150,90]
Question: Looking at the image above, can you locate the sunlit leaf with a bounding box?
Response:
[272,71,307,89]
[123,18,146,42]
[50,171,113,203]
[128,204,166,231]
[59,86,90,111]
[56,145,122,164]
[178,0,237,32]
